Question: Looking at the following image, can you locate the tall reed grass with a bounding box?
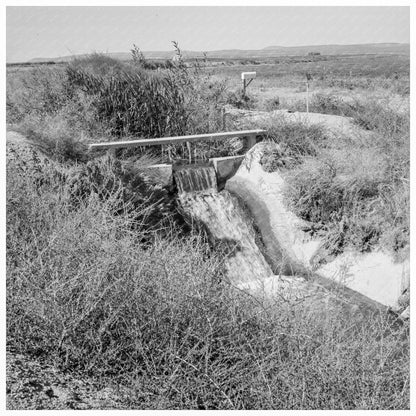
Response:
[7,50,231,163]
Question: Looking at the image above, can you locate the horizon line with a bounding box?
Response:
[7,41,410,64]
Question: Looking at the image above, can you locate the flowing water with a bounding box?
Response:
[174,165,273,285]
[173,165,348,310]
[172,150,389,313]
[174,165,217,194]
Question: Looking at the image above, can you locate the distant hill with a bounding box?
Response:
[263,43,409,55]
[27,42,409,63]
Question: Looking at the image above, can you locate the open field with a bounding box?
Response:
[6,51,410,409]
[203,54,409,111]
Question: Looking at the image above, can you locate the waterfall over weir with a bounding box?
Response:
[174,165,218,194]
[174,165,273,285]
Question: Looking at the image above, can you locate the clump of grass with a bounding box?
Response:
[248,114,330,165]
[7,64,107,162]
[242,100,408,257]
[225,90,257,109]
[263,95,281,111]
[287,92,409,136]
[284,112,408,256]
[68,52,127,77]
[6,66,70,123]
[310,93,358,116]
[15,113,90,163]
[352,99,409,137]
[284,152,391,254]
[284,92,361,117]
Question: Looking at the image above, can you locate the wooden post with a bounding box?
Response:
[305,72,312,115]
[222,107,226,130]
[186,141,192,164]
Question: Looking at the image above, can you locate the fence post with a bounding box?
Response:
[186,141,192,164]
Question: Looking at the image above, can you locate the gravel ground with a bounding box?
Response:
[6,349,133,410]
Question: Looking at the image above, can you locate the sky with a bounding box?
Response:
[6,6,410,63]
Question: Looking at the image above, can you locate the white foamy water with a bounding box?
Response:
[174,165,217,194]
[174,166,273,285]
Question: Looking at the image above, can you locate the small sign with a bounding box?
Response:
[241,72,256,80]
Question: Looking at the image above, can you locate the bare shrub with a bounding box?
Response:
[6,140,409,410]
